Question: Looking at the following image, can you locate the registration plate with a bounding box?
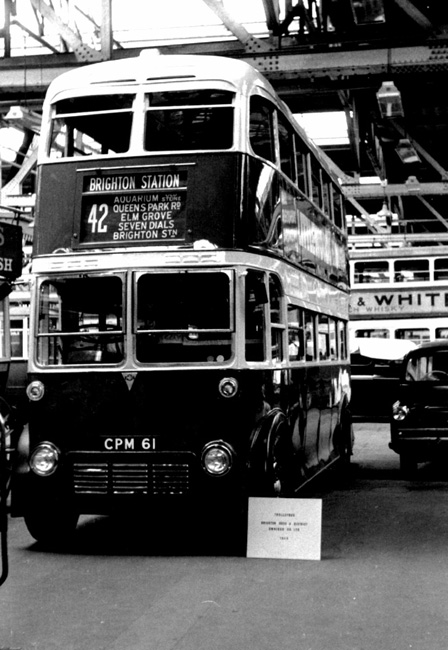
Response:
[103,437,156,451]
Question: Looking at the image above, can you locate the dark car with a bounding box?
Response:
[350,338,417,420]
[390,340,448,475]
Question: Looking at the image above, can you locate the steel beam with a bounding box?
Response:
[342,179,448,197]
[0,38,447,99]
[29,0,103,62]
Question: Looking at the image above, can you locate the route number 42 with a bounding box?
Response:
[88,203,109,233]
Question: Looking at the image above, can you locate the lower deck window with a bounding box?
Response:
[395,328,430,343]
[354,328,389,338]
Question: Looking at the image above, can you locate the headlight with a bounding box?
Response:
[26,380,45,402]
[218,377,238,398]
[392,401,410,421]
[29,442,59,476]
[201,442,234,476]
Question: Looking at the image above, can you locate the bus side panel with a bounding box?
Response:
[289,364,350,473]
[243,158,349,287]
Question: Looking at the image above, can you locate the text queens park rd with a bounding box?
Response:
[79,170,187,245]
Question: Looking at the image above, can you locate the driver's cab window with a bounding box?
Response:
[245,270,285,363]
[245,270,267,361]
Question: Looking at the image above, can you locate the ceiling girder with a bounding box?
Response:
[389,119,448,181]
[342,179,448,198]
[201,0,274,52]
[29,0,103,62]
[0,41,446,98]
[393,0,435,33]
[261,0,281,32]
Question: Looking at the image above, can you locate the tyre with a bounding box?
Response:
[248,410,293,497]
[24,508,79,546]
[399,454,418,478]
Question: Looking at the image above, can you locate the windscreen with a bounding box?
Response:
[36,276,124,365]
[405,349,448,382]
[136,270,233,363]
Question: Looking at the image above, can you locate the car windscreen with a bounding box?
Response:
[405,349,448,382]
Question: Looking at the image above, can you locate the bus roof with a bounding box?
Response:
[44,53,277,103]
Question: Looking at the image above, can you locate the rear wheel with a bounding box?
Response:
[24,507,79,546]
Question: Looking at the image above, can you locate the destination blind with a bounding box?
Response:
[78,170,187,245]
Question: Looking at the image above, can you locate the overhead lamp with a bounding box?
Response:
[395,138,421,164]
[376,81,404,118]
[376,200,393,228]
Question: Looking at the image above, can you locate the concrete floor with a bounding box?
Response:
[1,422,448,650]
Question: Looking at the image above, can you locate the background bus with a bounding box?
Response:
[11,54,353,544]
[5,281,30,413]
[349,244,448,417]
[349,245,448,342]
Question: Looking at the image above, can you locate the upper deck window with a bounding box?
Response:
[144,89,234,152]
[49,94,134,158]
[434,258,448,280]
[353,260,390,283]
[393,259,429,282]
[249,96,275,163]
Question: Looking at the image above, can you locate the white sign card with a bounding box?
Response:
[246,497,322,560]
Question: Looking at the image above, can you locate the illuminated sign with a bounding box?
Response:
[78,170,187,246]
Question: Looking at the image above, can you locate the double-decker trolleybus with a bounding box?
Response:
[11,53,352,544]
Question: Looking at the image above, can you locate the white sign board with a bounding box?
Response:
[246,497,322,561]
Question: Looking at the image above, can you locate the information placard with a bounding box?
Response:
[78,169,187,246]
[246,497,322,560]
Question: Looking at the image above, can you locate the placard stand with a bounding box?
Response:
[246,497,322,560]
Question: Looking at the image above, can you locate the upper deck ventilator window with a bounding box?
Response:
[49,94,134,158]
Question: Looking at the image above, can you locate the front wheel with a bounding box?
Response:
[24,508,79,546]
[248,410,293,497]
[399,454,418,478]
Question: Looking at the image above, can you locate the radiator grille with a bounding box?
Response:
[72,460,191,496]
